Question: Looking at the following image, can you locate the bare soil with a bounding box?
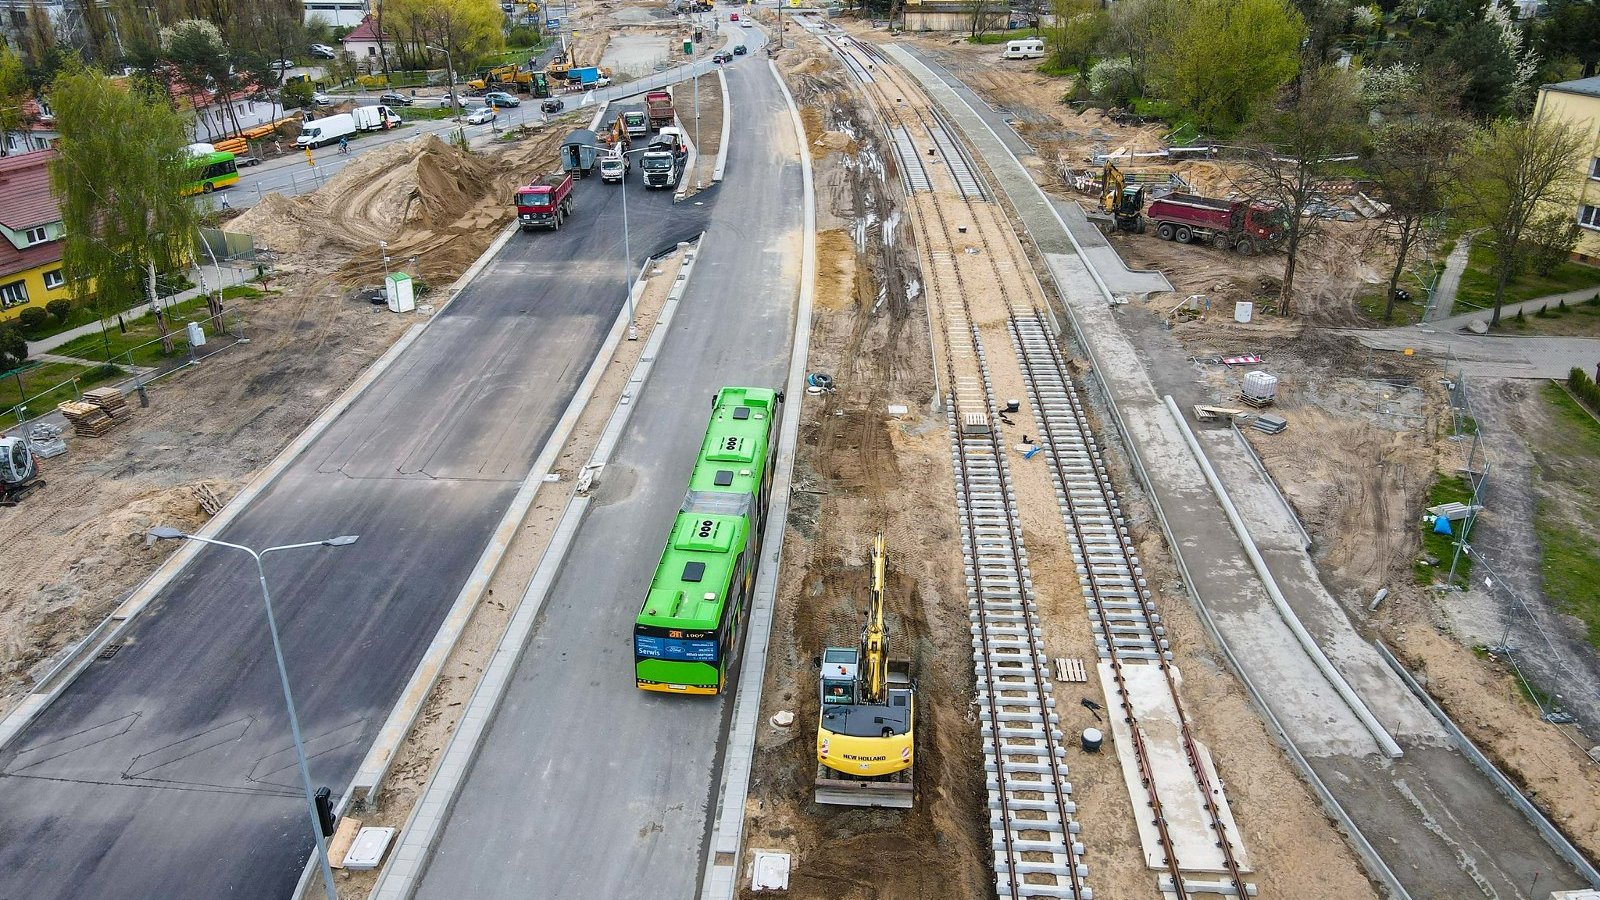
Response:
[737,42,989,900]
[0,128,565,720]
[672,72,724,190]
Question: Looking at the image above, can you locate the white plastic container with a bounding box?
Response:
[1234,300,1254,323]
[1243,370,1278,403]
[385,272,415,313]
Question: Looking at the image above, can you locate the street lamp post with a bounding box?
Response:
[147,526,360,900]
[587,143,652,340]
[427,44,461,123]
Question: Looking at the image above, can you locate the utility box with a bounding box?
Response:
[684,39,694,54]
[186,321,206,348]
[385,272,415,313]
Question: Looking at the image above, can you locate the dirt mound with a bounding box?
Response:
[0,479,233,687]
[231,130,562,283]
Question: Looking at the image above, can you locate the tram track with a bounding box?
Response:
[812,24,1255,899]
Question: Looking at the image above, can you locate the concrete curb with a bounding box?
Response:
[712,68,731,183]
[0,320,427,754]
[882,43,1416,899]
[1375,642,1600,889]
[676,123,699,202]
[366,239,706,900]
[697,58,816,900]
[1163,395,1403,759]
[587,100,610,133]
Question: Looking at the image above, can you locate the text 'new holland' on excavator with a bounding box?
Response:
[815,533,916,808]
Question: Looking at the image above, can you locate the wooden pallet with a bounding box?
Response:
[1053,657,1088,683]
[82,387,130,420]
[58,400,118,437]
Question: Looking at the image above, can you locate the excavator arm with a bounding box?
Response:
[860,534,889,705]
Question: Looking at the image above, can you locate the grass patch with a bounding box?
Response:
[1356,268,1433,325]
[476,44,549,68]
[52,293,251,367]
[1455,242,1600,312]
[1415,472,1476,587]
[1532,383,1600,650]
[966,27,1040,45]
[1492,295,1600,336]
[0,359,123,429]
[219,285,263,301]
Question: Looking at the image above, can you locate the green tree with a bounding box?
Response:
[0,45,29,157]
[387,0,506,74]
[49,65,200,356]
[1454,117,1588,325]
[1237,65,1366,314]
[0,324,26,371]
[1151,0,1307,132]
[162,19,240,139]
[1100,0,1173,98]
[1045,0,1106,77]
[1367,108,1466,320]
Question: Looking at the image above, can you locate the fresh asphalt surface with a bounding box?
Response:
[412,51,798,900]
[0,165,706,897]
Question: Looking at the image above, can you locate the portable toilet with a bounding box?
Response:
[385,272,415,313]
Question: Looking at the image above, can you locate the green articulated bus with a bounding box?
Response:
[634,386,784,696]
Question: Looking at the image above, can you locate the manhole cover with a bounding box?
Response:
[98,644,124,660]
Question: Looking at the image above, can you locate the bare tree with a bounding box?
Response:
[1366,110,1466,320]
[1236,65,1364,315]
[1455,117,1588,325]
[966,0,1000,39]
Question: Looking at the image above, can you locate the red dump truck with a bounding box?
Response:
[1145,193,1282,255]
[645,90,675,129]
[516,173,574,231]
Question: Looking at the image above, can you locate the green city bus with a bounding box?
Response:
[634,386,783,695]
[184,150,239,196]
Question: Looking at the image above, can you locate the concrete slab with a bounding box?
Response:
[1101,661,1250,875]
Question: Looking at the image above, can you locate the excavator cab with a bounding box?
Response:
[1100,160,1147,233]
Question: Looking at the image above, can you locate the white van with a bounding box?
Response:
[296,113,357,148]
[1001,38,1045,60]
[352,104,403,132]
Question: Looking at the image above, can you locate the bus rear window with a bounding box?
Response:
[635,635,717,662]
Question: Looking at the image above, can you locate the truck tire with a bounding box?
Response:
[1156,223,1174,241]
[1235,238,1256,256]
[1175,225,1193,244]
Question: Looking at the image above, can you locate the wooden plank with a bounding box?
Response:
[326,816,364,868]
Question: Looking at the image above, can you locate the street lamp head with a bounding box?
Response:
[322,535,360,547]
[148,525,186,541]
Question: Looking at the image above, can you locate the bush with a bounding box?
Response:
[0,323,26,369]
[507,26,539,47]
[17,306,48,332]
[1570,368,1600,414]
[1520,212,1581,277]
[356,74,387,90]
[1088,58,1138,106]
[282,79,314,109]
[46,298,71,323]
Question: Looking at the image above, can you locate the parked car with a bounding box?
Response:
[235,155,262,167]
[312,91,333,106]
[541,97,564,113]
[269,58,295,71]
[379,91,414,106]
[733,44,748,55]
[483,91,521,108]
[309,43,336,59]
[464,106,497,125]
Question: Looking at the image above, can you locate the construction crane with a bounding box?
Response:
[815,534,916,808]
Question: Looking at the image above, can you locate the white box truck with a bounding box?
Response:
[352,104,403,131]
[1001,38,1045,59]
[296,113,357,148]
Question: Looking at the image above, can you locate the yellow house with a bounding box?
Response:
[1534,76,1600,263]
[0,149,72,323]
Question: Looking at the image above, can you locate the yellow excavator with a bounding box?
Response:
[1100,158,1147,233]
[815,534,915,808]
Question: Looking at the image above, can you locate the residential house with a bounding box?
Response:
[340,14,392,67]
[0,150,71,322]
[1534,76,1600,264]
[3,97,59,157]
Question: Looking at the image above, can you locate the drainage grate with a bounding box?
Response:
[98,644,124,660]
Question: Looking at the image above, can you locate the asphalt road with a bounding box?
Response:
[224,29,746,211]
[411,53,801,900]
[0,168,706,898]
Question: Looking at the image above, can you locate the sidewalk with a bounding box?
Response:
[25,263,255,356]
[1423,236,1470,321]
[1431,285,1600,331]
